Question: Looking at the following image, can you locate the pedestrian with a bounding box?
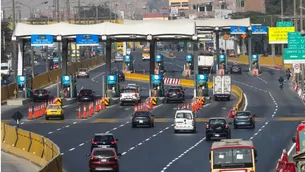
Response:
[286,68,291,80]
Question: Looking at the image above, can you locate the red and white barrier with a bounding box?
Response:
[164,77,180,85]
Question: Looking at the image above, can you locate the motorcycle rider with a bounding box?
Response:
[278,76,284,88]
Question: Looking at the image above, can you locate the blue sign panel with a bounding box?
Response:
[299,130,305,152]
[251,55,259,61]
[17,75,27,85]
[76,34,99,46]
[124,55,131,62]
[218,55,226,64]
[53,57,59,62]
[107,75,117,84]
[251,25,268,34]
[62,76,71,85]
[230,26,247,34]
[197,74,208,84]
[31,35,54,46]
[156,55,162,62]
[151,74,162,84]
[186,55,192,62]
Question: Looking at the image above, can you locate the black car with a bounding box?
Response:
[233,111,256,129]
[112,70,125,82]
[132,111,155,128]
[229,64,242,74]
[166,87,184,103]
[33,89,50,102]
[205,117,231,141]
[91,133,119,153]
[77,89,95,102]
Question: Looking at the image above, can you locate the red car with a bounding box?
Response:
[87,148,121,172]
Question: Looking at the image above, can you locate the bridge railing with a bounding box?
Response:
[1,56,105,104]
[1,122,63,171]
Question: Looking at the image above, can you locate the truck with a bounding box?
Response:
[213,75,231,101]
[1,62,11,75]
[198,51,214,74]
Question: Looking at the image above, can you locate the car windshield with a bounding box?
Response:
[134,111,150,117]
[79,69,87,72]
[93,150,114,158]
[209,119,226,125]
[213,148,253,168]
[122,88,137,93]
[1,66,8,70]
[48,105,60,109]
[35,90,47,94]
[175,113,192,119]
[236,112,251,117]
[94,135,114,142]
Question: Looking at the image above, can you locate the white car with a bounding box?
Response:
[174,110,196,133]
[120,84,141,105]
[115,53,124,62]
[77,68,89,78]
[126,48,131,55]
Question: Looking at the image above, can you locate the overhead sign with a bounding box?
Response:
[197,74,208,83]
[276,21,293,27]
[230,26,247,34]
[17,75,27,85]
[155,55,162,62]
[186,55,192,62]
[76,34,99,46]
[124,55,131,62]
[288,32,305,49]
[107,75,117,84]
[251,25,268,34]
[31,35,54,46]
[268,27,295,44]
[61,76,71,85]
[151,74,162,84]
[284,49,305,63]
[293,63,300,73]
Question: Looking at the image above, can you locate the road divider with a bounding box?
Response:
[1,122,63,172]
[228,55,292,69]
[1,56,105,104]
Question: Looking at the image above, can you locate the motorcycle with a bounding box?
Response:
[279,83,283,90]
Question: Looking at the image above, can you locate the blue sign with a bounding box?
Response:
[53,57,59,62]
[76,34,99,46]
[251,55,259,61]
[251,25,268,34]
[17,75,27,85]
[62,76,71,85]
[230,26,247,34]
[197,74,208,84]
[107,75,117,84]
[299,130,305,152]
[218,55,226,64]
[124,55,131,62]
[156,55,162,62]
[31,35,54,46]
[97,46,103,51]
[186,55,192,62]
[151,74,162,84]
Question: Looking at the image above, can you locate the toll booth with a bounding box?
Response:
[251,54,259,70]
[197,74,209,97]
[106,75,120,97]
[17,75,29,98]
[155,55,165,74]
[123,55,133,72]
[151,74,164,97]
[61,76,73,98]
[218,54,227,74]
[186,54,194,70]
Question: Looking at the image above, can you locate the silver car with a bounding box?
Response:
[77,68,89,78]
[115,53,124,62]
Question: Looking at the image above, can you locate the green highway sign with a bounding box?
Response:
[284,48,305,63]
[276,21,294,27]
[288,32,305,49]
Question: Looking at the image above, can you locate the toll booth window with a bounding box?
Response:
[209,119,226,125]
[47,105,60,109]
[122,88,137,93]
[175,113,192,119]
[213,148,253,168]
[134,111,150,117]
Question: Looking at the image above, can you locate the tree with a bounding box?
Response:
[1,21,13,62]
[229,11,280,26]
[77,5,117,20]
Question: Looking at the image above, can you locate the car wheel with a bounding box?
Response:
[132,124,136,128]
[77,76,79,78]
[174,130,178,133]
[206,135,210,141]
[234,125,238,129]
[226,133,231,139]
[120,102,124,106]
[33,99,36,102]
[192,128,196,133]
[252,123,255,129]
[61,115,65,120]
[87,75,89,78]
[152,122,154,127]
[45,116,49,120]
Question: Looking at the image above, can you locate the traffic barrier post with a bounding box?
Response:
[15,129,31,151]
[3,125,17,146]
[83,104,87,119]
[28,132,44,159]
[78,106,81,119]
[28,106,33,120]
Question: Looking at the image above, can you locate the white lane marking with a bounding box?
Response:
[257,77,268,83]
[92,72,105,83]
[121,124,174,156]
[160,137,206,172]
[288,143,296,156]
[60,121,130,156]
[243,93,248,111]
[233,80,267,92]
[47,122,78,135]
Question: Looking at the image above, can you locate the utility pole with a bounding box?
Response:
[56,0,60,22]
[78,0,81,24]
[301,0,304,91]
[12,0,16,29]
[65,0,70,23]
[281,0,284,67]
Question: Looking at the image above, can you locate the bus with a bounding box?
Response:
[210,139,257,172]
[292,121,305,154]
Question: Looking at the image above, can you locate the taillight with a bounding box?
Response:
[167,92,170,95]
[132,117,136,121]
[120,94,122,97]
[225,124,229,128]
[34,92,38,95]
[111,140,116,145]
[90,156,99,161]
[248,115,253,119]
[206,124,209,128]
[178,92,182,94]
[79,93,82,96]
[91,140,98,144]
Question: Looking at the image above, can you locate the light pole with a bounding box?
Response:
[17,1,48,19]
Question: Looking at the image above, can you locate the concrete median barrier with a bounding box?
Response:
[232,85,245,111]
[1,123,63,172]
[1,56,105,104]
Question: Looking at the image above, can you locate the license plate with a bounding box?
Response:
[139,120,143,123]
[214,134,220,137]
[52,112,57,114]
[98,145,108,148]
[101,159,107,162]
[39,94,42,96]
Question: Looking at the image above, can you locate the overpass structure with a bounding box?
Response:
[12,18,250,97]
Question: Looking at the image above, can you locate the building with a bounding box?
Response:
[143,13,168,20]
[235,0,266,13]
[169,0,189,10]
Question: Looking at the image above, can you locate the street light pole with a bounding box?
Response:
[12,0,16,29]
[301,0,304,91]
[281,0,285,67]
[78,0,81,24]
[57,0,60,22]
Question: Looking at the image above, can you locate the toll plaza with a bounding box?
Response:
[123,55,133,72]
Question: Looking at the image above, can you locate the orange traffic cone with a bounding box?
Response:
[28,106,33,120]
[83,104,87,119]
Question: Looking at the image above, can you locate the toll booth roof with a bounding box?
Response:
[211,139,254,150]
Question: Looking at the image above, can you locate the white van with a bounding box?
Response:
[1,63,10,75]
[174,110,196,133]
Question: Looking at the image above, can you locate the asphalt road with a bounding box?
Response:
[1,151,40,172]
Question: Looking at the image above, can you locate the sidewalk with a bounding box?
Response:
[1,151,40,172]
